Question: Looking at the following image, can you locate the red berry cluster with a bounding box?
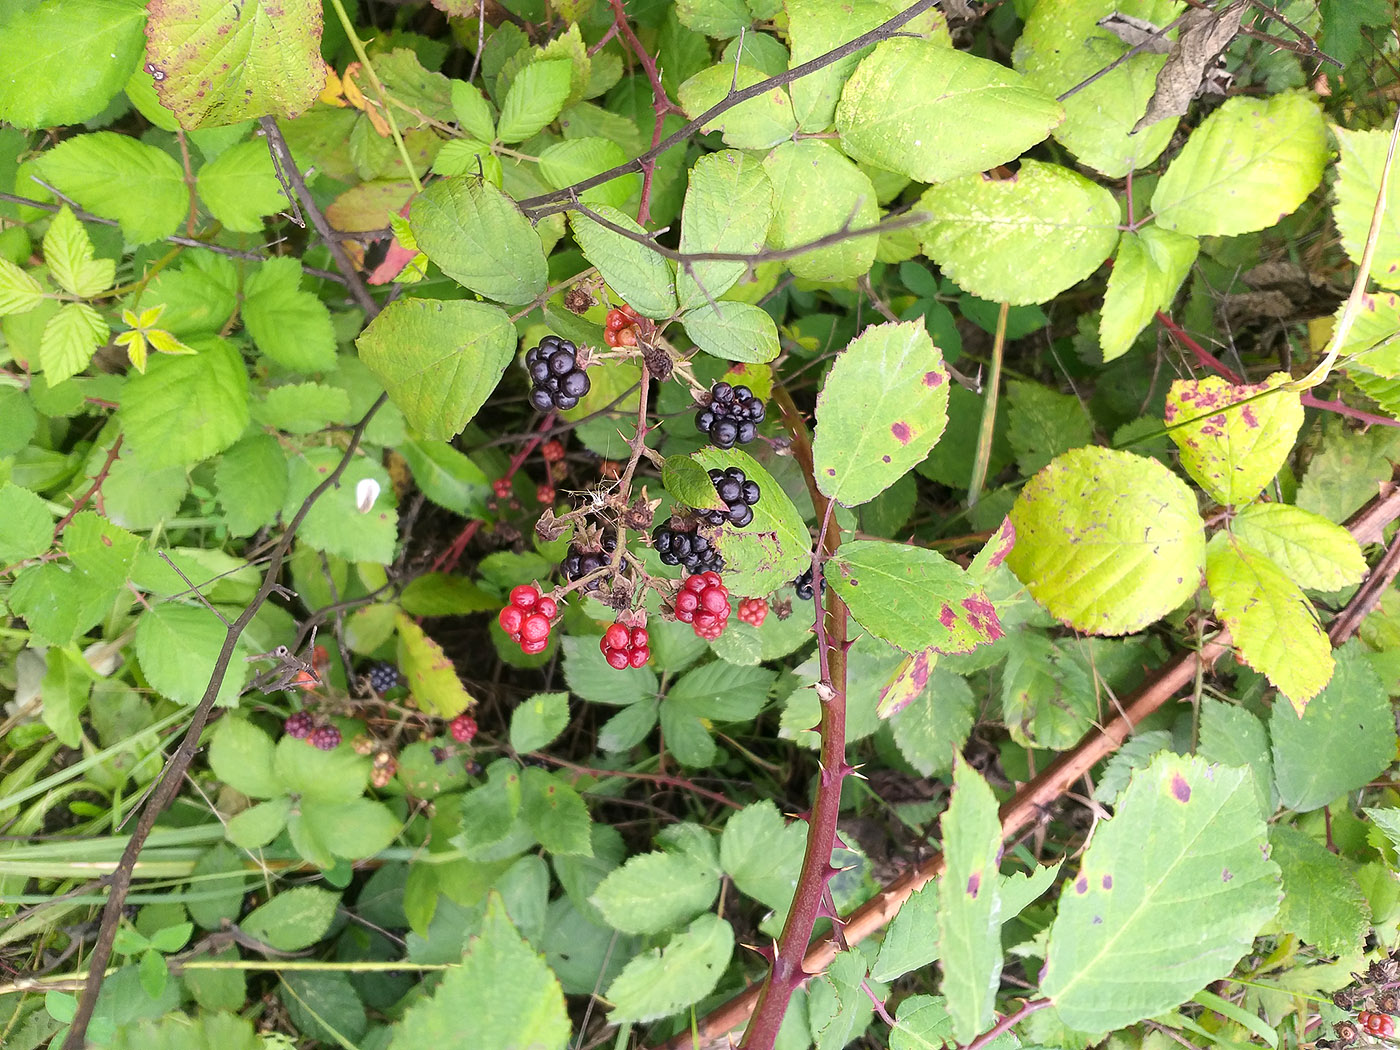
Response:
[541,439,566,464]
[601,622,650,669]
[1361,1014,1395,1039]
[674,571,730,640]
[449,712,478,743]
[737,597,768,627]
[499,584,558,654]
[604,304,642,347]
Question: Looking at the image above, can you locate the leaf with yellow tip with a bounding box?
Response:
[395,612,475,717]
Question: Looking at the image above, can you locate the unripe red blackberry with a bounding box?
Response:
[284,711,314,739]
[309,724,341,751]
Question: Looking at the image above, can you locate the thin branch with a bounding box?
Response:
[606,0,680,226]
[514,0,941,217]
[961,999,1053,1050]
[52,436,122,539]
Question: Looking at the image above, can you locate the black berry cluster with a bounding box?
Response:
[653,522,724,574]
[367,662,399,694]
[700,467,761,528]
[696,382,765,449]
[526,336,590,412]
[563,530,618,589]
[794,566,825,601]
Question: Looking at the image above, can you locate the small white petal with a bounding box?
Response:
[355,478,381,513]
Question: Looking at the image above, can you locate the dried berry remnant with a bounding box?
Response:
[309,724,342,751]
[284,711,314,739]
[737,597,768,627]
[367,661,400,694]
[499,584,558,654]
[696,382,766,449]
[526,336,590,411]
[600,622,651,669]
[449,713,478,743]
[653,521,725,574]
[563,529,619,590]
[701,467,761,528]
[794,565,825,602]
[673,571,730,641]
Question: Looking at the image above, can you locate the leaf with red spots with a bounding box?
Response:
[968,517,1015,581]
[937,757,1003,1042]
[828,540,1002,656]
[811,320,949,507]
[1041,754,1280,1032]
[145,0,326,129]
[396,612,476,718]
[1165,372,1302,506]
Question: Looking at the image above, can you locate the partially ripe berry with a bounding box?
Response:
[500,585,557,653]
[737,597,768,627]
[493,478,512,499]
[673,572,730,640]
[600,621,650,669]
[309,724,341,751]
[510,584,541,609]
[541,439,566,463]
[284,711,314,739]
[450,713,478,743]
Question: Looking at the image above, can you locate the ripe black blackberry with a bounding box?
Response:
[696,382,765,449]
[563,530,618,589]
[652,522,724,574]
[284,711,314,739]
[526,336,590,411]
[794,566,825,601]
[367,662,399,694]
[699,467,761,528]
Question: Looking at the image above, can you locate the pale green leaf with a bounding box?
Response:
[1206,533,1332,712]
[295,797,402,862]
[568,205,677,319]
[1271,641,1395,811]
[0,258,44,316]
[1334,125,1400,290]
[409,177,548,306]
[521,767,592,856]
[1230,503,1367,591]
[226,797,291,850]
[208,716,280,799]
[195,138,289,233]
[1198,698,1274,817]
[812,319,949,506]
[510,692,571,753]
[0,482,54,563]
[763,140,879,283]
[145,0,325,129]
[873,883,939,983]
[690,446,810,595]
[1099,226,1199,361]
[241,887,340,952]
[40,303,108,385]
[450,79,495,142]
[1335,292,1400,376]
[590,849,719,935]
[605,913,734,1023]
[43,207,114,298]
[215,434,289,537]
[718,800,805,912]
[1007,447,1205,635]
[676,0,749,37]
[497,59,572,143]
[676,149,775,310]
[1013,0,1181,177]
[241,258,336,372]
[1151,94,1328,237]
[918,161,1120,306]
[828,540,1002,655]
[1165,372,1302,506]
[34,132,188,244]
[1041,754,1280,1031]
[119,337,250,469]
[134,604,250,706]
[681,300,780,363]
[251,382,350,433]
[837,37,1062,184]
[1270,825,1369,956]
[356,297,516,439]
[677,65,797,150]
[538,137,636,209]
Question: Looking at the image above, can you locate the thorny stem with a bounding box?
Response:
[961,999,1053,1050]
[52,435,123,539]
[606,0,678,226]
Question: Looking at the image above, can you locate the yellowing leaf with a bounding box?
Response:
[395,612,475,717]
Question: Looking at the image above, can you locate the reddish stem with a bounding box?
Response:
[53,435,123,539]
[606,0,678,226]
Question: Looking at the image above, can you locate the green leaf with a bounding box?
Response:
[396,612,474,718]
[810,949,877,1050]
[0,258,44,316]
[294,797,402,863]
[1099,226,1198,361]
[135,604,249,706]
[1206,533,1332,712]
[680,300,780,364]
[1000,634,1100,752]
[356,297,515,439]
[43,207,114,298]
[1151,94,1328,237]
[677,65,797,150]
[390,893,568,1050]
[226,798,290,849]
[252,382,350,433]
[457,761,528,860]
[675,149,775,310]
[0,0,147,128]
[890,667,976,777]
[538,137,637,209]
[281,448,396,562]
[0,482,53,563]
[1270,825,1370,956]
[144,0,326,129]
[568,205,677,320]
[399,574,498,616]
[274,732,370,802]
[209,716,280,799]
[690,446,811,595]
[450,80,495,142]
[33,132,187,245]
[762,140,879,282]
[40,302,108,385]
[873,882,939,982]
[661,662,777,766]
[1270,641,1396,811]
[119,337,250,469]
[918,161,1120,306]
[1230,503,1366,591]
[195,138,290,233]
[1013,0,1180,178]
[281,970,368,1045]
[510,692,571,753]
[215,435,289,538]
[521,767,592,856]
[497,59,572,143]
[1041,754,1280,1031]
[398,436,489,517]
[562,634,659,707]
[675,0,749,37]
[40,648,90,749]
[1197,698,1274,817]
[1006,447,1206,635]
[811,320,949,506]
[1165,373,1302,506]
[662,454,726,511]
[937,758,1003,1042]
[241,886,340,952]
[590,848,719,935]
[1005,379,1092,478]
[65,514,142,586]
[719,800,806,912]
[837,37,1061,185]
[828,540,1002,655]
[409,177,548,306]
[605,913,734,1023]
[1334,125,1400,290]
